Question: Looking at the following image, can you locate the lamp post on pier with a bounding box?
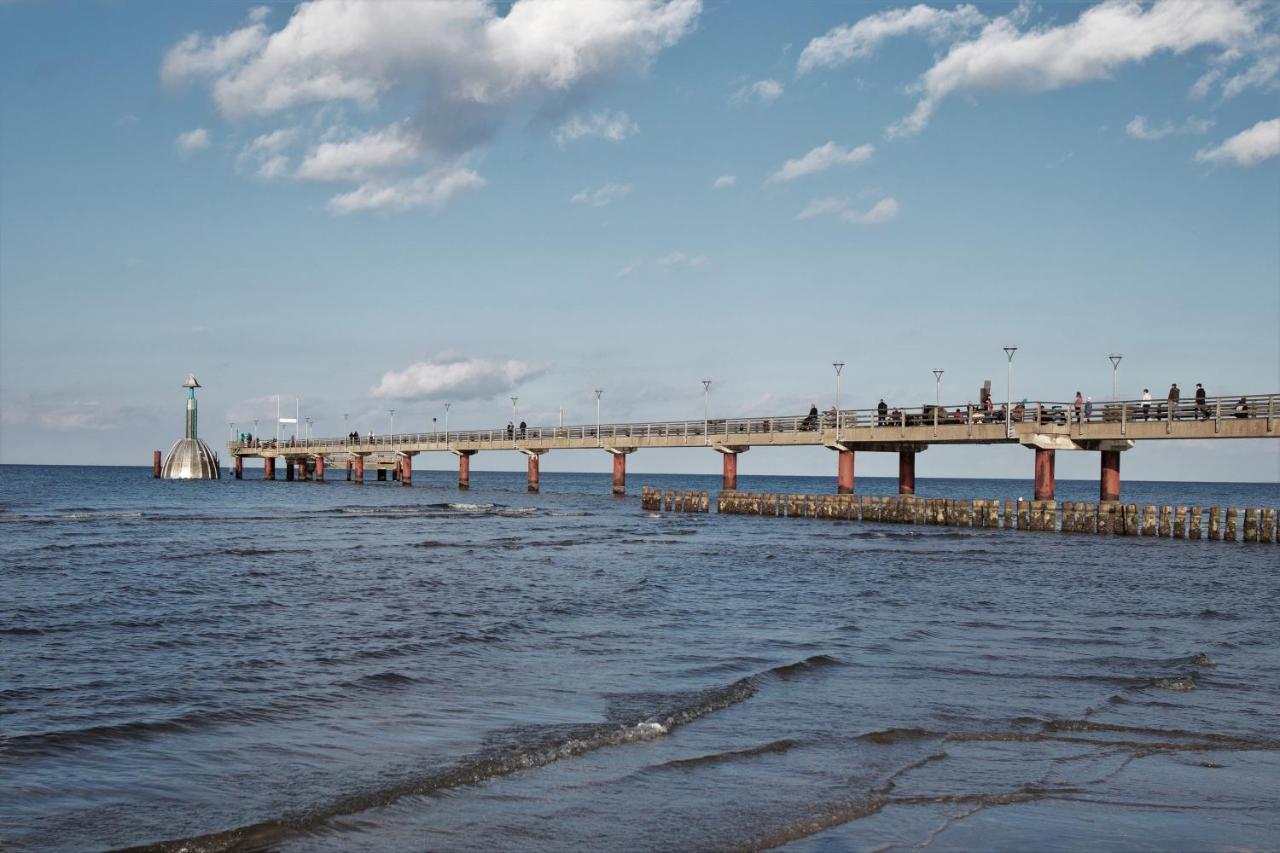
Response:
[702,380,712,445]
[933,369,944,408]
[443,403,450,442]
[1109,354,1123,401]
[594,389,603,447]
[304,417,312,441]
[229,422,235,443]
[832,362,845,440]
[388,409,395,443]
[253,419,258,445]
[1003,347,1018,438]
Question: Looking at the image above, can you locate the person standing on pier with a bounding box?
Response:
[1141,389,1152,420]
[1168,383,1180,420]
[877,399,888,426]
[1074,391,1084,423]
[1084,397,1093,421]
[1195,383,1209,420]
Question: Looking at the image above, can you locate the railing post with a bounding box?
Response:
[1215,399,1221,433]
[1269,395,1275,432]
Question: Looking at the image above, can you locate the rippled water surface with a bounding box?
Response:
[3,465,1279,852]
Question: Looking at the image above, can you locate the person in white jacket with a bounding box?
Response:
[1141,388,1152,421]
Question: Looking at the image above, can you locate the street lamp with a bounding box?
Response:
[304,416,312,441]
[832,362,845,439]
[702,380,712,445]
[594,389,603,447]
[444,403,451,442]
[432,416,437,439]
[932,369,944,408]
[1108,354,1123,401]
[229,422,235,442]
[1003,346,1018,437]
[388,409,395,441]
[253,419,258,443]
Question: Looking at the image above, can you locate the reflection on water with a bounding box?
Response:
[2,466,1278,852]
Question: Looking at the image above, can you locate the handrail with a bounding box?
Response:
[226,393,1278,451]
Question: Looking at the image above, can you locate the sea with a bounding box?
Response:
[2,464,1279,852]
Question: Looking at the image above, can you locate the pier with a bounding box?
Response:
[224,393,1278,500]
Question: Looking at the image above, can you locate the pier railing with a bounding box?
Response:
[229,393,1276,453]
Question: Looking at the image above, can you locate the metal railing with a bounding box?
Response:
[228,393,1276,453]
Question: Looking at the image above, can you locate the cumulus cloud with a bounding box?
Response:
[712,174,736,189]
[731,78,784,105]
[798,3,985,74]
[235,127,299,177]
[571,182,632,206]
[370,355,548,401]
[797,196,900,224]
[327,166,486,215]
[886,0,1260,138]
[553,109,638,144]
[1195,117,1280,167]
[768,141,874,183]
[175,127,211,155]
[162,0,700,212]
[1125,114,1214,140]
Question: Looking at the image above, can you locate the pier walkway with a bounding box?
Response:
[228,393,1278,501]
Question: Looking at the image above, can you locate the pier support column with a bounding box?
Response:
[314,455,324,482]
[898,451,916,495]
[345,460,352,481]
[1033,448,1055,501]
[454,450,476,489]
[234,456,243,480]
[605,448,634,495]
[715,447,747,491]
[837,449,855,494]
[400,453,413,487]
[1100,450,1120,503]
[264,456,276,480]
[377,468,386,481]
[353,454,365,484]
[152,450,162,478]
[286,458,295,481]
[521,451,545,493]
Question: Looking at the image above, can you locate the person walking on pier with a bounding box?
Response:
[1074,391,1084,423]
[506,421,514,440]
[1084,397,1093,421]
[519,420,527,439]
[1195,383,1209,420]
[1167,383,1180,420]
[1141,388,1152,421]
[1235,397,1250,418]
[877,399,888,426]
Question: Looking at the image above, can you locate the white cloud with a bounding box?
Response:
[712,174,736,189]
[798,196,900,225]
[370,355,548,401]
[327,166,486,214]
[798,3,985,74]
[571,182,632,206]
[553,109,638,144]
[175,128,211,155]
[235,127,299,178]
[1125,114,1214,140]
[887,0,1260,138]
[731,78,784,104]
[768,141,874,183]
[162,0,700,212]
[655,251,710,269]
[1195,117,1280,167]
[296,124,422,182]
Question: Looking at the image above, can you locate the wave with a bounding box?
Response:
[119,654,839,853]
[657,738,800,769]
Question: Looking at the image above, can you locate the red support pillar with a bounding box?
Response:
[264,456,276,480]
[152,450,162,478]
[234,456,243,480]
[353,454,365,484]
[898,452,916,495]
[527,454,540,493]
[401,454,412,487]
[612,453,626,495]
[1100,450,1120,503]
[299,459,310,481]
[457,452,472,490]
[837,449,855,494]
[1034,447,1056,501]
[314,455,324,481]
[722,452,738,491]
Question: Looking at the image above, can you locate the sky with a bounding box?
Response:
[1,0,1278,483]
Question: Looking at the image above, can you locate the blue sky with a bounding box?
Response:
[2,0,1278,482]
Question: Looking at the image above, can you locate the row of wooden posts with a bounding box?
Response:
[640,487,1279,543]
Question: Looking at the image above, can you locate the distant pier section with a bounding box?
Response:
[226,393,1278,502]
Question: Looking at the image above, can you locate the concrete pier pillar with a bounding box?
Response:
[345,460,352,481]
[401,454,412,487]
[455,450,475,489]
[1100,450,1121,502]
[286,459,295,481]
[314,456,324,481]
[837,449,855,495]
[611,452,626,495]
[297,459,308,481]
[354,454,365,484]
[377,468,386,481]
[264,456,276,480]
[234,456,243,480]
[152,450,162,478]
[527,453,540,493]
[1033,448,1056,501]
[722,452,738,491]
[391,464,399,481]
[898,451,916,495]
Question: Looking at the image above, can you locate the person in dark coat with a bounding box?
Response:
[877,399,888,425]
[1195,383,1208,420]
[1167,383,1180,420]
